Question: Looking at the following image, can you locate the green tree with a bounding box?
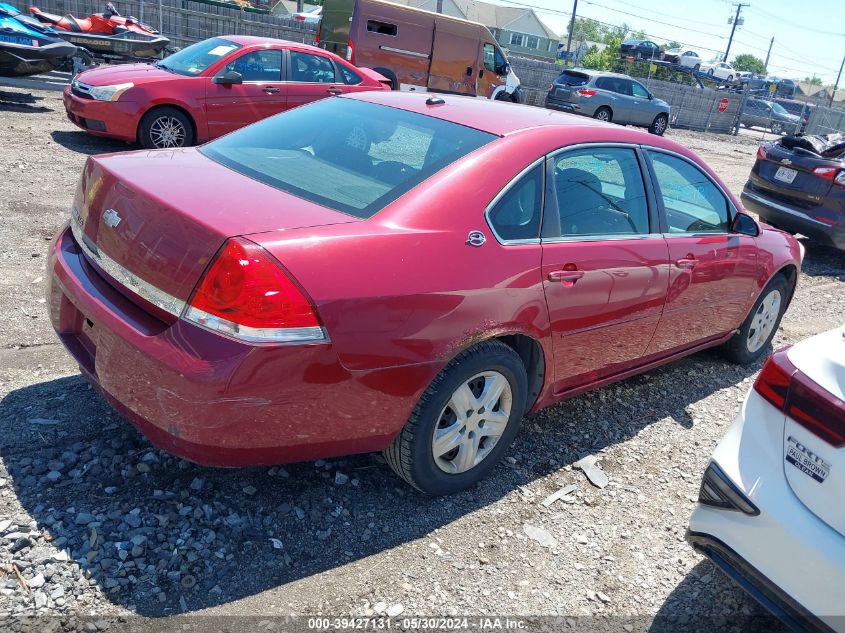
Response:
[732,53,766,74]
[662,40,682,51]
[803,76,823,86]
[581,35,623,70]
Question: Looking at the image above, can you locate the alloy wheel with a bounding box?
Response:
[149,116,187,148]
[747,289,782,353]
[653,116,667,134]
[595,110,610,121]
[432,371,513,474]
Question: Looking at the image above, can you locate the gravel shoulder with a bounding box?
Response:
[0,87,843,631]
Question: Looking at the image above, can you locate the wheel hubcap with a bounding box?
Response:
[747,289,782,353]
[655,117,666,133]
[597,111,609,121]
[149,116,186,148]
[432,371,513,474]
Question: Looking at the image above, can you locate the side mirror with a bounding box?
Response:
[499,63,509,76]
[731,212,759,237]
[213,70,243,85]
[648,92,654,100]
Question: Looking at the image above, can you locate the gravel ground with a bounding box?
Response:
[0,86,843,632]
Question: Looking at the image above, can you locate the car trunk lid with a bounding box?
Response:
[71,148,358,316]
[780,327,845,536]
[750,141,842,210]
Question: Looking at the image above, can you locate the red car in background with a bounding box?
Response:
[63,35,390,148]
[49,93,801,495]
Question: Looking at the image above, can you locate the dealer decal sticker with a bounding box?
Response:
[786,437,831,483]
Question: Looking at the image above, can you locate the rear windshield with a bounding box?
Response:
[154,37,241,76]
[201,99,496,219]
[557,70,589,86]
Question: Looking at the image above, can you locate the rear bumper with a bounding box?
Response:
[63,85,140,142]
[544,96,582,114]
[689,390,845,631]
[741,188,845,250]
[47,224,423,466]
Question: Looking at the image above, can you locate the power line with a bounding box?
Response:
[749,5,845,37]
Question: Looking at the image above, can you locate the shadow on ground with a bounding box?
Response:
[0,348,762,617]
[0,89,52,113]
[650,560,788,633]
[798,238,845,280]
[50,130,130,155]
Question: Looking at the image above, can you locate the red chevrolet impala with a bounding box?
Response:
[63,35,390,148]
[48,92,802,495]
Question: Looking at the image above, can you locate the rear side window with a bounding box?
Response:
[595,77,631,95]
[556,71,589,86]
[547,148,649,237]
[367,20,397,36]
[338,64,362,84]
[200,99,495,219]
[290,51,336,83]
[648,152,729,233]
[487,165,543,241]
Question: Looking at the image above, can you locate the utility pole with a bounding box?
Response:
[565,0,578,66]
[831,53,845,108]
[724,3,749,62]
[436,0,442,13]
[764,36,773,72]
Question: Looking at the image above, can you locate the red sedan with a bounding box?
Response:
[63,35,390,148]
[48,92,802,495]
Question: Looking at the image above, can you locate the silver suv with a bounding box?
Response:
[545,69,671,135]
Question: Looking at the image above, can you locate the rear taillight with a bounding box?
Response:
[294,14,305,20]
[813,166,845,187]
[346,39,354,63]
[754,348,845,447]
[315,31,320,43]
[756,144,768,161]
[577,89,596,97]
[184,238,325,344]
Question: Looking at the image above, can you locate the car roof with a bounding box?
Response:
[221,35,327,54]
[344,91,677,141]
[569,68,638,79]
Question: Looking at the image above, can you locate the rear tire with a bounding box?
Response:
[721,275,790,364]
[384,340,528,496]
[593,106,612,123]
[694,63,700,71]
[649,113,669,135]
[139,106,194,149]
[727,74,734,82]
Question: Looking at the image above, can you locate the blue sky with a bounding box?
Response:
[505,0,845,85]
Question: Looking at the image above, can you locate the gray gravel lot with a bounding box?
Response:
[0,87,843,632]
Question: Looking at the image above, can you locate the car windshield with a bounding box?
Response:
[200,98,497,219]
[154,37,241,76]
[771,102,788,115]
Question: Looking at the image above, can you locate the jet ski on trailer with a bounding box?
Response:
[0,2,76,76]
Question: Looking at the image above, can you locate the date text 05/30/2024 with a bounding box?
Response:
[307,617,527,630]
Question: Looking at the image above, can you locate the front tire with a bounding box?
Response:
[593,106,612,122]
[139,106,194,149]
[384,340,528,495]
[649,113,669,135]
[727,74,734,82]
[694,63,701,71]
[721,275,789,364]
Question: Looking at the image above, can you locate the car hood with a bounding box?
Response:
[75,63,184,87]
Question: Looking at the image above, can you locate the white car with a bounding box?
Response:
[702,61,737,82]
[662,48,702,70]
[688,325,845,631]
[292,6,321,23]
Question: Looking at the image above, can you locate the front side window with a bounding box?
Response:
[648,152,729,233]
[201,99,495,219]
[223,49,282,82]
[631,81,649,98]
[155,37,241,76]
[487,165,543,242]
[546,148,650,237]
[290,51,336,83]
[483,43,507,74]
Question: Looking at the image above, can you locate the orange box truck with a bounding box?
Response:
[317,0,523,102]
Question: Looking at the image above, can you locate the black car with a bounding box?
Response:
[773,98,814,132]
[619,39,661,60]
[742,134,845,250]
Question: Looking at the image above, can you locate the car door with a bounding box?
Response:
[643,41,660,60]
[540,145,670,393]
[643,149,757,356]
[629,80,654,125]
[285,49,347,109]
[595,76,631,122]
[204,48,285,139]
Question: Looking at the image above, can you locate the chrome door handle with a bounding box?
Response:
[263,87,280,94]
[548,270,585,282]
[675,258,696,269]
[326,87,343,95]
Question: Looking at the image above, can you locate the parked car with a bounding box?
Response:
[63,35,390,148]
[688,325,844,632]
[661,48,702,70]
[48,91,801,495]
[735,70,752,84]
[619,39,661,60]
[317,0,522,101]
[292,5,321,23]
[742,134,845,250]
[702,61,736,82]
[545,69,670,135]
[740,98,802,135]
